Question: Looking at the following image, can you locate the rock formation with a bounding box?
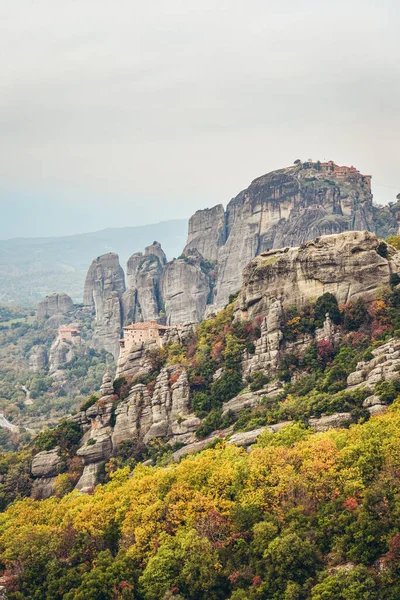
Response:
[75,372,115,492]
[83,253,126,358]
[183,162,376,312]
[75,366,200,492]
[183,204,226,262]
[347,338,400,394]
[77,161,381,329]
[115,341,155,380]
[31,448,63,499]
[242,300,284,378]
[29,345,48,372]
[235,231,400,322]
[161,257,210,325]
[122,242,166,324]
[48,331,83,374]
[36,293,74,323]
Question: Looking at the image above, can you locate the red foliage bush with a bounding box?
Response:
[316,340,335,364]
[168,372,181,387]
[342,497,359,512]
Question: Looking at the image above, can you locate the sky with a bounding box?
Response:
[0,0,399,239]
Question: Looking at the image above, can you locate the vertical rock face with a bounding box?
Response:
[29,345,48,372]
[242,300,284,378]
[76,372,115,493]
[211,167,374,310]
[161,258,210,325]
[112,366,200,448]
[75,366,200,491]
[115,342,154,380]
[83,252,126,309]
[183,204,226,262]
[36,293,74,321]
[122,243,166,324]
[180,164,375,313]
[83,253,126,358]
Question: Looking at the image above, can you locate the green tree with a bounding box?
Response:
[314,292,341,327]
[139,529,224,600]
[311,565,378,600]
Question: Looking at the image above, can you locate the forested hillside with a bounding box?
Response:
[1,233,400,597]
[1,407,400,599]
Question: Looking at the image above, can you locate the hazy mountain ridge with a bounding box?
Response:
[0,219,187,306]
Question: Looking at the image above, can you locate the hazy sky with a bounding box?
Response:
[0,0,399,239]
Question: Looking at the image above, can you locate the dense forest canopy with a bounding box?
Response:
[1,406,400,598]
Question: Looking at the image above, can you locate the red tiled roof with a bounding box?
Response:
[123,321,182,331]
[59,327,80,333]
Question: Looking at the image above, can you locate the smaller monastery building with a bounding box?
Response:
[58,327,81,343]
[119,320,181,358]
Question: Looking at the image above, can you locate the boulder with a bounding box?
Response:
[31,448,63,500]
[31,448,63,478]
[228,427,267,447]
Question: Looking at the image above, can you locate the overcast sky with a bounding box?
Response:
[0,0,399,239]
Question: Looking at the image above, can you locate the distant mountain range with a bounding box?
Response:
[0,219,188,306]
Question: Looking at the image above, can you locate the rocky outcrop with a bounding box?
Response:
[309,413,352,432]
[31,448,63,499]
[122,243,166,324]
[113,366,200,448]
[49,333,83,373]
[236,231,400,322]
[221,383,283,419]
[183,205,226,262]
[36,293,74,321]
[115,342,155,380]
[76,373,115,492]
[161,258,210,325]
[183,163,375,312]
[83,253,126,358]
[74,366,201,491]
[242,300,284,378]
[29,345,48,372]
[347,338,400,392]
[144,241,167,265]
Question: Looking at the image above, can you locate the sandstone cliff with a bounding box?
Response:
[83,253,126,358]
[183,204,226,262]
[122,242,166,324]
[235,231,399,322]
[29,345,48,373]
[161,256,210,325]
[184,163,375,313]
[74,367,200,492]
[36,293,74,324]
